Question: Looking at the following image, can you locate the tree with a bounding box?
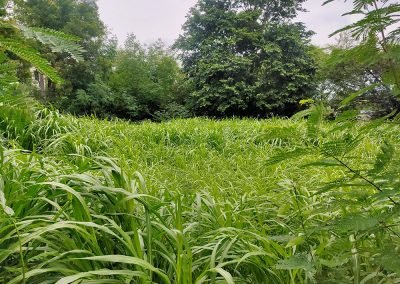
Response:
[14,0,109,103]
[174,0,316,117]
[0,0,83,91]
[98,36,190,120]
[310,34,399,115]
[324,0,400,106]
[109,36,190,120]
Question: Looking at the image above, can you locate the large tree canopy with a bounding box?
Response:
[175,0,316,117]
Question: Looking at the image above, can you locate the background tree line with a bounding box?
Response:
[11,0,400,121]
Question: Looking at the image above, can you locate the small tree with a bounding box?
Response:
[106,36,189,120]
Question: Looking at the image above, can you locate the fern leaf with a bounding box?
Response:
[266,147,310,166]
[275,254,314,272]
[19,25,84,62]
[335,214,379,233]
[320,135,362,158]
[369,141,395,175]
[304,105,325,141]
[0,38,63,83]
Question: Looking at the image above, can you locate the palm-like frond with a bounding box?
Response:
[0,37,63,83]
[0,52,18,88]
[19,25,84,62]
[0,17,84,86]
[329,3,400,42]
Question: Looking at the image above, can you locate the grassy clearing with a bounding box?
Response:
[1,96,400,283]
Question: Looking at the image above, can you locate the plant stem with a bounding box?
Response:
[332,156,399,206]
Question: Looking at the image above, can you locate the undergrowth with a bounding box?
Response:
[0,94,399,283]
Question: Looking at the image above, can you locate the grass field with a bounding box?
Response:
[1,95,400,283]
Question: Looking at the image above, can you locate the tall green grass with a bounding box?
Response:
[1,95,399,283]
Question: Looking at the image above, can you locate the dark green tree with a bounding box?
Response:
[174,0,316,117]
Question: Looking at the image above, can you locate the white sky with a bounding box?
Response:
[97,0,356,47]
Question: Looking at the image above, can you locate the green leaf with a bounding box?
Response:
[55,270,148,284]
[19,25,84,62]
[0,38,63,83]
[0,177,14,216]
[8,268,75,284]
[80,255,171,284]
[335,215,379,232]
[339,84,380,108]
[209,267,235,284]
[266,147,310,166]
[375,250,400,274]
[369,141,395,175]
[286,236,305,248]
[275,255,314,272]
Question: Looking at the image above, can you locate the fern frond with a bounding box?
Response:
[330,4,400,39]
[0,61,18,88]
[28,27,81,42]
[306,105,326,141]
[320,136,362,158]
[19,25,84,62]
[369,141,395,175]
[0,38,62,83]
[266,147,310,166]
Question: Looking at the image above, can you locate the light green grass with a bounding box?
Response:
[1,97,400,283]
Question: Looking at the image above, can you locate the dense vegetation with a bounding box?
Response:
[7,0,400,120]
[11,0,321,120]
[1,95,400,283]
[174,0,316,117]
[1,0,400,283]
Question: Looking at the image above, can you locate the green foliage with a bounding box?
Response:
[0,53,18,90]
[1,1,400,283]
[268,105,400,283]
[15,0,105,41]
[105,36,190,120]
[0,1,84,88]
[314,35,400,113]
[174,0,317,117]
[0,37,63,83]
[19,25,84,62]
[14,0,108,101]
[323,0,400,101]
[1,95,400,282]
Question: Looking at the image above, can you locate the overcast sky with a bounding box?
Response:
[97,0,356,47]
